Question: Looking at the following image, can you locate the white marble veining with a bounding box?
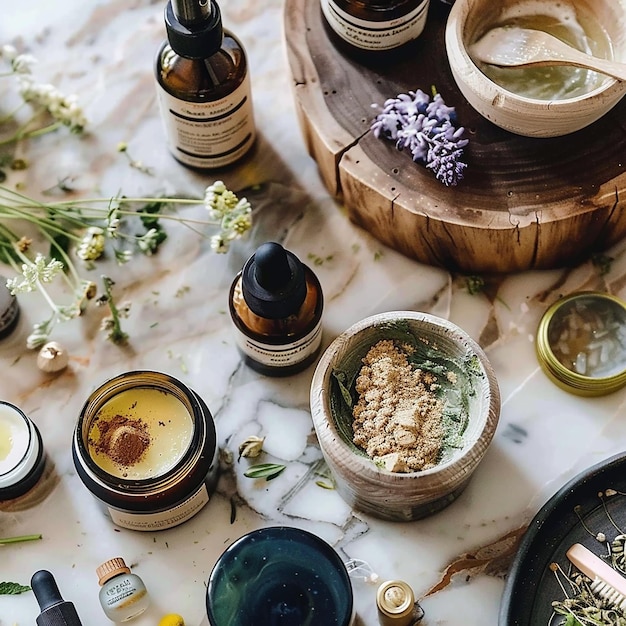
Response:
[2,1,626,625]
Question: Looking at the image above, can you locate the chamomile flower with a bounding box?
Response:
[77,227,106,262]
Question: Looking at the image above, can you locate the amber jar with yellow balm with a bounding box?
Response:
[536,291,626,396]
[73,371,219,530]
[321,0,430,53]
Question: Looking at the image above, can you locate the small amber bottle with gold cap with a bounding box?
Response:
[96,557,150,622]
[376,580,421,626]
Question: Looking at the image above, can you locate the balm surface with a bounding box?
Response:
[0,404,31,475]
[87,388,193,480]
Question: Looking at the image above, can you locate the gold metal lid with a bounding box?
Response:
[536,291,626,397]
[376,580,415,626]
[96,557,131,586]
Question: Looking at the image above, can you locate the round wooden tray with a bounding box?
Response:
[283,0,626,273]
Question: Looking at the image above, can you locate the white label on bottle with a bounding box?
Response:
[321,0,430,50]
[234,320,323,368]
[108,483,209,531]
[156,74,255,168]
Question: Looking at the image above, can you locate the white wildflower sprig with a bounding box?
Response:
[0,43,87,150]
[371,87,469,186]
[0,181,253,347]
[205,180,252,253]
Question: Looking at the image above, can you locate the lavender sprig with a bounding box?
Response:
[371,89,468,186]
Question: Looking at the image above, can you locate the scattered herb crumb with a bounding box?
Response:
[465,276,485,295]
[307,253,334,266]
[591,253,613,276]
[315,480,335,490]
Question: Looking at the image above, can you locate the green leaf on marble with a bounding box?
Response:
[243,463,286,481]
[0,581,31,595]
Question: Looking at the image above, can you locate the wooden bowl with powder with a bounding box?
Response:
[310,311,500,522]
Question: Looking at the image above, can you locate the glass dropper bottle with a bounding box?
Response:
[155,0,256,169]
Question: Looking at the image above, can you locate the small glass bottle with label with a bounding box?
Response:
[96,557,150,622]
[321,0,430,55]
[228,242,324,377]
[155,0,256,169]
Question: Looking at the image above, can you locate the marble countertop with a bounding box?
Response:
[2,1,626,625]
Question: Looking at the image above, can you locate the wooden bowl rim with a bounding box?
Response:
[310,311,501,482]
[444,0,626,113]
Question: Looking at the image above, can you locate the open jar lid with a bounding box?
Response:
[536,291,626,396]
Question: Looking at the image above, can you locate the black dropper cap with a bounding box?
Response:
[242,242,308,319]
[31,570,83,626]
[165,0,223,59]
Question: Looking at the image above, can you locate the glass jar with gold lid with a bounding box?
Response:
[535,291,626,396]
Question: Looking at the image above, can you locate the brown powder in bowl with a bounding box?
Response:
[352,339,445,472]
[91,414,151,468]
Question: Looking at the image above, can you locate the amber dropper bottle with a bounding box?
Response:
[229,242,324,377]
[155,0,256,169]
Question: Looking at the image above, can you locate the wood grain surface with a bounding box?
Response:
[284,0,626,273]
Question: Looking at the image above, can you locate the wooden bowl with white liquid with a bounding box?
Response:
[309,311,501,522]
[445,0,626,137]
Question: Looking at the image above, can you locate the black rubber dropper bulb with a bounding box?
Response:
[31,569,84,625]
[254,242,293,291]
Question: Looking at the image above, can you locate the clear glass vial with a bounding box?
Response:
[228,242,324,376]
[155,0,256,169]
[72,370,219,531]
[97,557,150,622]
[0,401,46,503]
[536,291,626,396]
[320,0,431,53]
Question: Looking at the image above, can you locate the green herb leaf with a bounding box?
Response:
[243,463,286,481]
[315,480,335,490]
[0,581,31,595]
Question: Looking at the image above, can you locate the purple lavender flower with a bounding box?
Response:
[371,89,468,186]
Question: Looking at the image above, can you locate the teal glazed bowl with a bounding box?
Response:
[206,526,354,626]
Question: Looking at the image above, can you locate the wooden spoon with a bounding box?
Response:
[470,27,626,82]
